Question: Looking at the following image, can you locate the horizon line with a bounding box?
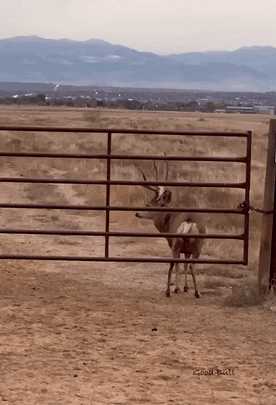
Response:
[0,34,275,56]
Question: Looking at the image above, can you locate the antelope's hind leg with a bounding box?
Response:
[174,261,181,294]
[190,263,200,298]
[183,261,189,293]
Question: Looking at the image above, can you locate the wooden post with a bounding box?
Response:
[270,187,276,291]
[258,119,276,295]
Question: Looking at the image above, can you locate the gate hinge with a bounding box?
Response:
[238,201,275,215]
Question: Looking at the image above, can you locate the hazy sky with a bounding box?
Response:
[1,0,276,53]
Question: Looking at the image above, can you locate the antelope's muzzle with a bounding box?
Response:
[135,212,152,219]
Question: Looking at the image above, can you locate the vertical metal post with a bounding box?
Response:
[270,186,276,290]
[243,131,252,264]
[105,131,112,258]
[258,120,276,294]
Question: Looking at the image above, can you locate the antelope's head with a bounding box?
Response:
[135,157,172,220]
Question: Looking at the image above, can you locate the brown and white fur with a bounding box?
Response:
[135,164,206,298]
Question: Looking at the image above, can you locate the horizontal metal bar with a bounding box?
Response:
[0,228,102,236]
[0,177,246,188]
[0,151,247,163]
[0,254,245,264]
[0,203,245,214]
[0,125,250,137]
[0,228,244,239]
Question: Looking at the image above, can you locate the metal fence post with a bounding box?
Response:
[258,119,276,295]
[243,131,252,264]
[105,131,112,258]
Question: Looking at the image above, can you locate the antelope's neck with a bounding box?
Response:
[153,213,170,234]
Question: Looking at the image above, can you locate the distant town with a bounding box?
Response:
[0,82,276,115]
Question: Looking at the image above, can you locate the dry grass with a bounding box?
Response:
[224,277,263,307]
[0,105,270,275]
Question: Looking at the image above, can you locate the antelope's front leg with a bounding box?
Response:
[166,262,174,297]
[172,249,181,294]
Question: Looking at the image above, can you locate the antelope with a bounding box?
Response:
[135,159,206,298]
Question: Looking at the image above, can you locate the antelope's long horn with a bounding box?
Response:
[137,167,157,192]
[164,152,169,182]
[153,160,159,182]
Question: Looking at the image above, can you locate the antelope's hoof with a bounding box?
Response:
[166,290,171,298]
[174,287,180,294]
[195,291,201,299]
[183,286,189,293]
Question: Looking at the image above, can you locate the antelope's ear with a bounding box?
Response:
[163,189,172,204]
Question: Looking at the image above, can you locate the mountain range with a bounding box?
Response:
[0,36,276,91]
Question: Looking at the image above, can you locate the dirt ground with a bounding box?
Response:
[0,106,275,404]
[0,260,276,405]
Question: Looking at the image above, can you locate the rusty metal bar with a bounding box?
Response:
[243,131,252,264]
[0,254,245,264]
[0,152,247,163]
[0,177,246,188]
[0,228,244,239]
[0,125,250,137]
[0,203,246,214]
[105,131,112,257]
[0,125,251,265]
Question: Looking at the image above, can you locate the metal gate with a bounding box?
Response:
[0,126,251,265]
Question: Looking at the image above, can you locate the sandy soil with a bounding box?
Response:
[0,260,276,405]
[0,106,275,404]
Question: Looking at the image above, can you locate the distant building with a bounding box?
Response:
[225,105,275,115]
[225,106,255,114]
[254,105,275,115]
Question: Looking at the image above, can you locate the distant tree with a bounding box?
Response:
[204,102,216,113]
[36,93,46,104]
[183,101,200,112]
